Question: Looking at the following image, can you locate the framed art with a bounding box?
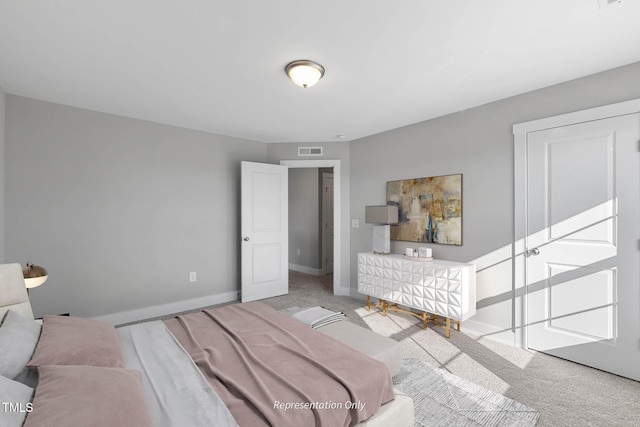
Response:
[386,174,462,245]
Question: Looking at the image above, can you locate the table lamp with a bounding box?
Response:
[23,262,48,290]
[365,205,399,255]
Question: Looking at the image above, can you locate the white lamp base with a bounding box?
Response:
[372,225,391,254]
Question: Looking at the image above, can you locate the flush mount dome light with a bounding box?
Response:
[285,60,325,88]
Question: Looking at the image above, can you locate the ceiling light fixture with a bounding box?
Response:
[285,60,325,88]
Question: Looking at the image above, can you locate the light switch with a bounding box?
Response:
[351,218,359,228]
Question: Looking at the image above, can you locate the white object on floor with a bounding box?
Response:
[291,306,346,329]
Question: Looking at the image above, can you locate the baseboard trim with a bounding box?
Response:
[91,290,238,326]
[334,286,350,296]
[455,319,516,347]
[288,263,325,276]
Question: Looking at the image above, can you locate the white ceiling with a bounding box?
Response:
[1,1,639,143]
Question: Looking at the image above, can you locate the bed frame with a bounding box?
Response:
[0,262,414,426]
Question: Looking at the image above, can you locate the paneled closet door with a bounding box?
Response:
[526,113,640,381]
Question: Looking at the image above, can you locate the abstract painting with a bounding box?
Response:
[387,174,462,245]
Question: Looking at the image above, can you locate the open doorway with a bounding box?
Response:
[287,167,331,276]
[280,160,341,295]
[321,171,334,274]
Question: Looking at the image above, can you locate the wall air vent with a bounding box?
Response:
[298,146,323,157]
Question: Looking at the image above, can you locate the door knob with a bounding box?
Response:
[243,237,250,242]
[527,248,540,256]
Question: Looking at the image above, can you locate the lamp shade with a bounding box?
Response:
[23,263,48,289]
[285,60,325,88]
[365,205,398,224]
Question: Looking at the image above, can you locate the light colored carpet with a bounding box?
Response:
[394,357,539,427]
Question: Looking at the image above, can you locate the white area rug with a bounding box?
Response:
[393,357,539,427]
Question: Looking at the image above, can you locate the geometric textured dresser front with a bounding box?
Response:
[357,252,476,322]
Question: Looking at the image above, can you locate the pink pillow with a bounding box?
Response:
[27,315,124,369]
[23,365,152,427]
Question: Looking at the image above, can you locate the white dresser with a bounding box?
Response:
[357,252,476,337]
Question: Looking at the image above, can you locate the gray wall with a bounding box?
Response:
[350,61,640,343]
[288,168,321,270]
[0,86,4,263]
[5,96,267,318]
[4,61,639,337]
[267,143,350,293]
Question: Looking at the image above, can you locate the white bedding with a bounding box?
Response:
[117,321,238,427]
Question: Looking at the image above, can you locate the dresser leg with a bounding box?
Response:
[367,295,371,311]
[445,317,451,338]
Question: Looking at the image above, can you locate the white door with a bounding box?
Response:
[526,113,640,381]
[322,173,334,274]
[240,161,288,302]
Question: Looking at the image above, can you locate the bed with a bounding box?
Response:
[0,263,414,426]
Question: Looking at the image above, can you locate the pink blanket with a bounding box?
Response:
[165,302,395,426]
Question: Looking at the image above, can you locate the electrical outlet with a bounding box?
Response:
[297,249,301,256]
[189,272,197,282]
